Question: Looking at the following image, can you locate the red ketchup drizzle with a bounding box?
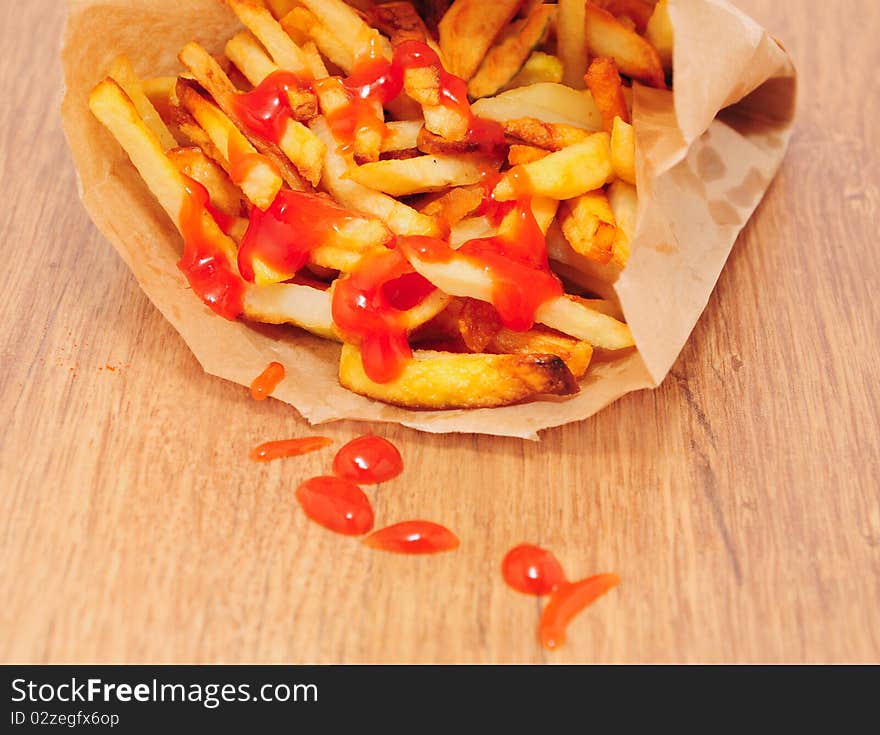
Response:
[250,361,285,400]
[399,199,563,333]
[364,521,459,554]
[391,40,506,155]
[238,190,358,282]
[333,435,403,484]
[231,70,312,144]
[250,436,332,463]
[295,476,374,536]
[178,176,245,320]
[502,544,567,596]
[501,543,619,650]
[538,574,621,650]
[331,249,434,383]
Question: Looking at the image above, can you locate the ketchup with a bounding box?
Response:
[502,544,619,650]
[238,190,359,282]
[502,544,567,596]
[250,436,332,462]
[177,176,245,320]
[227,133,275,190]
[331,249,434,383]
[333,435,403,484]
[250,361,285,400]
[231,70,312,144]
[295,476,374,536]
[538,574,621,650]
[399,199,562,332]
[364,521,459,554]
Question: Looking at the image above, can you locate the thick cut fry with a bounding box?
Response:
[346,154,485,197]
[457,298,502,352]
[646,0,674,72]
[419,186,484,225]
[584,2,666,88]
[438,0,524,81]
[313,76,384,163]
[177,43,307,190]
[402,66,471,141]
[471,83,603,131]
[450,215,496,248]
[560,190,618,263]
[493,133,613,201]
[399,244,634,349]
[607,179,636,263]
[468,4,556,99]
[224,0,312,76]
[383,120,424,152]
[265,0,298,19]
[557,0,588,88]
[339,344,578,409]
[297,0,391,63]
[281,7,354,72]
[88,80,237,268]
[416,127,492,156]
[488,328,594,378]
[502,118,591,150]
[508,144,548,166]
[584,57,630,133]
[505,52,564,90]
[108,56,177,151]
[546,222,623,296]
[177,83,282,210]
[610,116,636,184]
[594,0,654,33]
[368,2,432,45]
[310,116,440,236]
[166,146,243,217]
[242,282,338,339]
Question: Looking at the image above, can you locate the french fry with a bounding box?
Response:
[610,116,636,184]
[471,82,603,131]
[281,6,354,72]
[419,186,484,225]
[88,79,237,268]
[383,120,424,152]
[584,57,630,133]
[646,0,674,72]
[242,282,338,339]
[224,0,312,77]
[560,190,619,263]
[339,344,579,409]
[399,242,634,349]
[450,215,496,248]
[177,82,283,210]
[297,0,391,63]
[488,327,594,378]
[505,52,564,90]
[438,0,524,81]
[166,146,244,217]
[607,178,637,265]
[368,1,433,45]
[557,0,589,88]
[108,55,177,151]
[502,117,592,150]
[310,116,441,237]
[545,221,623,297]
[468,4,556,99]
[264,0,298,19]
[584,2,666,88]
[593,0,654,33]
[177,43,307,191]
[346,154,486,197]
[508,144,549,166]
[493,133,613,201]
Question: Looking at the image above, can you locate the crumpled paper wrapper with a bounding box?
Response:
[61,0,796,439]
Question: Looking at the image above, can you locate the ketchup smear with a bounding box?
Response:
[331,249,434,383]
[250,361,285,400]
[250,436,332,462]
[238,190,359,282]
[502,544,619,650]
[231,70,312,145]
[178,176,245,320]
[364,521,459,554]
[333,435,403,484]
[399,199,563,333]
[295,476,375,536]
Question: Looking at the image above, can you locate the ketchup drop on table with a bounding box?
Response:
[364,521,459,554]
[332,435,404,484]
[250,436,332,463]
[295,476,374,536]
[501,544,619,650]
[250,361,285,400]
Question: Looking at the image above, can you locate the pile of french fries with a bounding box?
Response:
[89,0,674,410]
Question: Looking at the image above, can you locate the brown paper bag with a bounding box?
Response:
[61,0,797,439]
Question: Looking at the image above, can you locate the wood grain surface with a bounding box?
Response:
[1,0,878,664]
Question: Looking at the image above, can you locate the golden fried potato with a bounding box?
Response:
[108,55,177,151]
[166,146,244,217]
[488,327,594,378]
[584,2,666,88]
[593,0,654,33]
[346,154,486,197]
[557,0,589,88]
[646,0,674,72]
[584,56,630,133]
[610,116,636,184]
[505,52,564,90]
[508,143,549,166]
[502,117,592,150]
[242,282,338,339]
[560,189,619,263]
[472,82,603,131]
[438,0,524,80]
[339,344,579,409]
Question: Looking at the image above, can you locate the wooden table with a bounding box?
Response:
[2,0,878,664]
